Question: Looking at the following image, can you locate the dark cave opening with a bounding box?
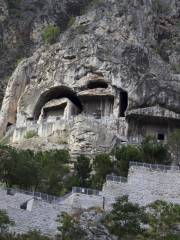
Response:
[87,81,108,89]
[6,122,13,132]
[157,133,165,141]
[119,90,128,117]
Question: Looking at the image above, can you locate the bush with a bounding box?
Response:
[0,210,14,234]
[140,136,170,164]
[42,25,60,44]
[57,213,86,240]
[146,200,180,239]
[92,154,113,189]
[24,130,38,139]
[112,137,170,177]
[104,196,147,239]
[74,155,92,187]
[104,198,180,240]
[0,230,52,240]
[114,145,142,177]
[0,146,71,195]
[18,231,51,240]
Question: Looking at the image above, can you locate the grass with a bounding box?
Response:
[42,25,60,44]
[24,130,38,139]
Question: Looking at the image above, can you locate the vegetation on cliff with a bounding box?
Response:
[0,135,174,195]
[104,197,180,240]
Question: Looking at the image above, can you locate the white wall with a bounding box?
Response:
[128,166,180,206]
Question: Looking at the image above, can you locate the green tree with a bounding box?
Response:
[0,145,18,187]
[0,146,71,196]
[38,150,70,195]
[14,149,41,190]
[42,25,60,44]
[74,155,92,187]
[92,154,113,189]
[146,200,180,239]
[114,145,142,177]
[140,136,169,164]
[57,213,86,240]
[104,196,147,240]
[0,210,14,234]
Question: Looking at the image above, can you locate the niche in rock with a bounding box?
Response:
[119,89,128,117]
[33,86,83,120]
[80,95,114,119]
[6,122,13,132]
[43,102,67,121]
[87,80,108,89]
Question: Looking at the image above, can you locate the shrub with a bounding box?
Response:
[74,155,92,187]
[103,198,180,240]
[92,154,113,189]
[42,25,60,44]
[0,230,52,239]
[0,210,14,234]
[140,136,170,164]
[104,196,148,239]
[57,213,86,240]
[114,145,142,177]
[24,130,38,139]
[0,146,71,195]
[146,200,180,239]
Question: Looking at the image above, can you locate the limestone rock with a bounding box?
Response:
[0,0,180,153]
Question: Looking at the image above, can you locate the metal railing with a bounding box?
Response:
[4,186,101,204]
[72,187,100,196]
[129,162,180,171]
[106,175,127,183]
[5,188,64,204]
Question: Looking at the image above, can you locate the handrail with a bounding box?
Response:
[72,187,100,196]
[129,162,180,171]
[106,175,127,183]
[5,188,68,204]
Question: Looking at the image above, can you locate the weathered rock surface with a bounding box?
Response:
[0,0,90,105]
[0,0,180,153]
[77,210,113,240]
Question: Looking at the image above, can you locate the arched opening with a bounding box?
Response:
[87,81,108,89]
[119,90,128,117]
[33,86,83,120]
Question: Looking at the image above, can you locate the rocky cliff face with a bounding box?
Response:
[0,0,180,153]
[0,0,90,104]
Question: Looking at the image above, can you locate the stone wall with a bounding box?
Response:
[128,165,180,206]
[102,180,128,210]
[70,193,104,210]
[0,188,71,235]
[0,163,180,235]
